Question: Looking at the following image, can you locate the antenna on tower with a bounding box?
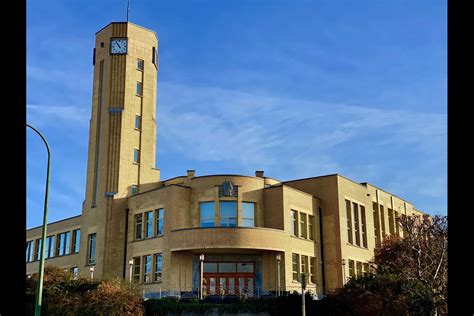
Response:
[126,0,130,22]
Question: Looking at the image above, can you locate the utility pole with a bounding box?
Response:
[301,273,306,316]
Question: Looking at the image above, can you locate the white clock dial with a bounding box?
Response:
[110,39,128,54]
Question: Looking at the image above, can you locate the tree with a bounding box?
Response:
[374,214,448,314]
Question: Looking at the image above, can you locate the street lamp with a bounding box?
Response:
[276,254,281,297]
[90,266,95,280]
[129,259,134,287]
[199,254,205,300]
[27,124,51,316]
[341,259,346,285]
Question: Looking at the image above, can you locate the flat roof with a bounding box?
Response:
[27,214,81,231]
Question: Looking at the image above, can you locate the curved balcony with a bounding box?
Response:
[169,227,288,252]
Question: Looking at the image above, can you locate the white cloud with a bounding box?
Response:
[27,104,89,127]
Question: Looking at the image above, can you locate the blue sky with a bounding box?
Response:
[27,0,447,229]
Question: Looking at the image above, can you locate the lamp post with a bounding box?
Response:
[300,273,306,316]
[129,259,134,288]
[199,254,205,300]
[276,254,281,297]
[90,266,95,280]
[27,124,51,316]
[341,259,346,286]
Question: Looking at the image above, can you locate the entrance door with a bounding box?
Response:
[202,261,255,298]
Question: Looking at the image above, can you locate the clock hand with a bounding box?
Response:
[117,42,122,49]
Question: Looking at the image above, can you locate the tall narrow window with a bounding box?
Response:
[220,201,237,227]
[395,211,400,236]
[72,229,80,253]
[241,202,255,227]
[133,148,140,163]
[64,232,71,255]
[200,202,215,227]
[345,200,353,244]
[131,185,138,196]
[71,266,79,279]
[290,210,298,236]
[300,213,307,239]
[132,257,141,283]
[292,254,300,281]
[356,262,363,276]
[35,238,42,261]
[137,59,144,71]
[360,206,367,248]
[134,115,141,130]
[57,233,64,256]
[154,253,162,282]
[301,255,309,275]
[348,259,355,277]
[308,215,314,240]
[145,211,153,238]
[135,214,143,240]
[380,205,386,238]
[388,208,395,235]
[143,255,152,283]
[310,257,316,283]
[45,236,55,259]
[363,262,369,274]
[353,202,360,246]
[87,233,96,265]
[136,81,143,96]
[57,232,71,256]
[156,208,164,236]
[373,202,381,245]
[26,240,34,262]
[152,46,158,67]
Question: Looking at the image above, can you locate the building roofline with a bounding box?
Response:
[95,22,158,39]
[27,214,81,231]
[360,182,413,204]
[264,183,321,200]
[162,174,273,183]
[283,174,339,184]
[129,183,190,199]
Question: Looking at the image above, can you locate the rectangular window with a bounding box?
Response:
[353,202,360,246]
[241,202,255,227]
[71,266,79,279]
[133,148,140,163]
[26,240,34,262]
[132,257,141,283]
[72,229,80,253]
[131,185,138,196]
[363,262,369,274]
[237,263,254,273]
[135,214,143,240]
[373,202,381,245]
[345,200,353,244]
[200,202,215,227]
[134,115,141,129]
[136,81,143,96]
[156,208,164,236]
[290,210,298,236]
[292,254,300,281]
[35,238,42,261]
[380,205,386,238]
[87,233,96,265]
[360,206,367,248]
[45,236,55,259]
[356,261,363,276]
[143,255,152,283]
[219,263,237,273]
[220,201,237,227]
[301,255,309,275]
[145,211,154,238]
[203,262,218,273]
[395,211,400,236]
[57,232,71,256]
[348,259,355,277]
[57,233,64,256]
[300,213,307,239]
[137,59,144,71]
[308,215,314,240]
[310,257,316,283]
[388,208,395,235]
[152,47,158,66]
[154,253,162,282]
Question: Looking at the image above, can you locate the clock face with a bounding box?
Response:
[110,38,128,54]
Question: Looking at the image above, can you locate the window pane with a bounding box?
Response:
[291,210,298,236]
[135,115,141,129]
[154,254,162,282]
[135,214,143,240]
[308,215,314,240]
[133,257,141,282]
[156,208,164,236]
[346,200,353,244]
[220,201,237,227]
[300,213,307,239]
[145,211,153,238]
[134,148,140,163]
[137,59,144,70]
[292,254,299,281]
[242,202,255,227]
[64,232,71,255]
[219,263,236,272]
[88,233,96,265]
[131,185,138,196]
[73,230,80,253]
[136,82,142,96]
[144,255,152,283]
[203,262,217,272]
[200,202,215,227]
[353,202,360,246]
[237,263,254,273]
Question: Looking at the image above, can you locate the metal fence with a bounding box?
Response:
[142,285,321,301]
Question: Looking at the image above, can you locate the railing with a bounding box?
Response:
[142,285,321,301]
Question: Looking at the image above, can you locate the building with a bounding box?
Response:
[26,21,425,298]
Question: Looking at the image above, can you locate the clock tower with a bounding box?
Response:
[79,22,160,279]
